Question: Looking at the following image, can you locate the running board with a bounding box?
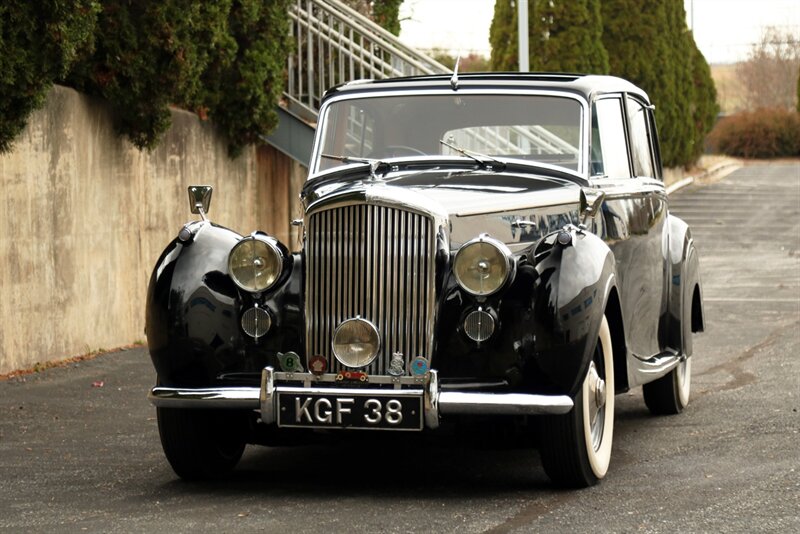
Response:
[627,351,685,388]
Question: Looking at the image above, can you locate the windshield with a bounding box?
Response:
[314,93,583,174]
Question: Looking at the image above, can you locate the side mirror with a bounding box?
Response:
[188,185,213,220]
[579,187,605,225]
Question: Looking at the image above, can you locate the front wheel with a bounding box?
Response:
[539,315,615,487]
[157,407,247,480]
[643,357,691,415]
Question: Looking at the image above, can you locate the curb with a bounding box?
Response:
[666,176,695,195]
[666,160,742,195]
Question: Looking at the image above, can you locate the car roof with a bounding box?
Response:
[323,72,651,105]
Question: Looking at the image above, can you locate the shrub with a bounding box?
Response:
[195,0,291,157]
[65,0,291,155]
[738,27,800,111]
[0,1,99,152]
[67,2,234,151]
[707,108,800,159]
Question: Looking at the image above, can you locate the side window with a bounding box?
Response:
[591,98,630,179]
[627,98,655,178]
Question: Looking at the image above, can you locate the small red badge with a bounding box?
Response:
[309,355,328,376]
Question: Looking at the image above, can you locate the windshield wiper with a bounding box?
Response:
[439,140,506,171]
[320,153,389,179]
[320,153,376,165]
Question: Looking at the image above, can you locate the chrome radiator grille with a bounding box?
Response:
[306,203,436,375]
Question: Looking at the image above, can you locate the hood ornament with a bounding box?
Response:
[450,55,461,91]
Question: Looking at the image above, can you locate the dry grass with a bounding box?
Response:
[711,63,748,114]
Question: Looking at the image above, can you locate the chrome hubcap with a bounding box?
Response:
[586,361,606,450]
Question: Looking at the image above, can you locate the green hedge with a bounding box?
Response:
[2,0,291,156]
[0,1,99,152]
[67,0,291,156]
[708,108,800,158]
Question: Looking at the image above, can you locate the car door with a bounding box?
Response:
[590,94,666,360]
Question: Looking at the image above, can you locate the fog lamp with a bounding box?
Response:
[332,318,380,368]
[241,305,271,339]
[464,309,495,342]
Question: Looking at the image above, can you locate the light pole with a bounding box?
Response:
[518,0,529,71]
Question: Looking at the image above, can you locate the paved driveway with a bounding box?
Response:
[1,161,798,533]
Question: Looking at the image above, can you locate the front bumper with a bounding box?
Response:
[148,367,574,429]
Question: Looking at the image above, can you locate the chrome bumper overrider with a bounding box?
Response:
[148,367,574,428]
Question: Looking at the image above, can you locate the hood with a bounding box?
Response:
[303,165,583,251]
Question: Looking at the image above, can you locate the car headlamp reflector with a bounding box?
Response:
[453,236,511,296]
[332,318,380,368]
[228,236,283,292]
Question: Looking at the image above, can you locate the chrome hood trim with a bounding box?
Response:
[304,171,582,252]
[305,181,449,225]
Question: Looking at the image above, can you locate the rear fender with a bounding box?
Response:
[666,215,705,357]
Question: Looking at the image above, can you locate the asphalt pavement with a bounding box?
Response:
[1,161,798,533]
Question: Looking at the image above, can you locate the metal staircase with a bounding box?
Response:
[264,0,449,165]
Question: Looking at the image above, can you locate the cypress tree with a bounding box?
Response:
[490,0,519,70]
[490,0,608,73]
[603,0,701,167]
[342,1,402,35]
[689,38,719,160]
[662,0,695,166]
[372,0,403,36]
[533,0,608,73]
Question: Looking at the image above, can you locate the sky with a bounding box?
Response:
[399,0,800,65]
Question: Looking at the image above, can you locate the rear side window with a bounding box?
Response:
[627,98,655,178]
[591,98,630,179]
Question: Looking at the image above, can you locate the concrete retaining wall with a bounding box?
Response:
[0,85,304,373]
[0,84,696,374]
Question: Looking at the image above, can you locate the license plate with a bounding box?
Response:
[277,389,423,431]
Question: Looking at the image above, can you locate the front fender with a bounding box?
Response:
[145,222,304,387]
[529,231,617,396]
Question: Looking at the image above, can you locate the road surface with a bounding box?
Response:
[1,161,798,533]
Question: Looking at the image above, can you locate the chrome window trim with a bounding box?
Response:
[310,88,590,177]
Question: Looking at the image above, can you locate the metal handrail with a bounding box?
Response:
[280,1,576,161]
[286,0,449,121]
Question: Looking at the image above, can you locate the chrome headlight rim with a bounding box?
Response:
[331,317,381,369]
[227,235,284,293]
[453,234,512,297]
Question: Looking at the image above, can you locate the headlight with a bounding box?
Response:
[453,235,512,296]
[228,236,283,292]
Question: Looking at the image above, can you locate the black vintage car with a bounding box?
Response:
[146,73,704,487]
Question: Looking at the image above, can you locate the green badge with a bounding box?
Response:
[278,351,304,372]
